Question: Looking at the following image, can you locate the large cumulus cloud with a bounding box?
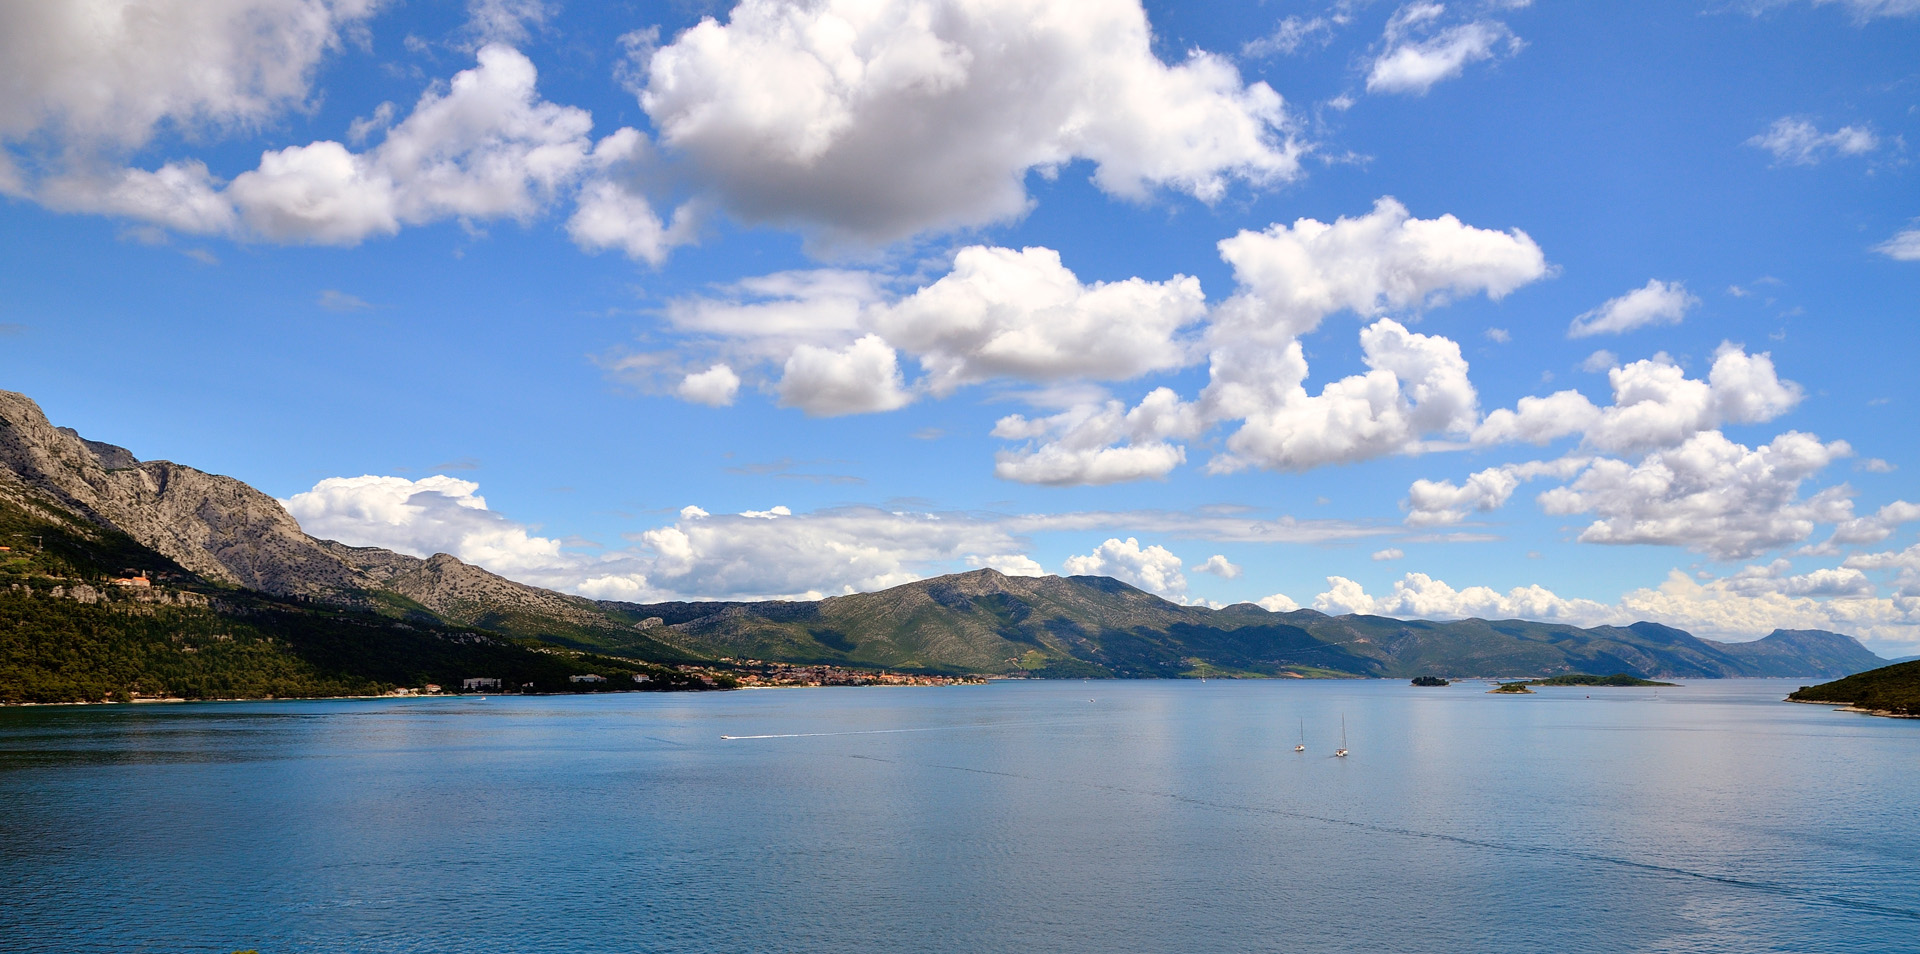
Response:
[635,0,1303,243]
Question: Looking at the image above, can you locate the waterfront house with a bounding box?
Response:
[461,677,501,690]
[568,674,607,684]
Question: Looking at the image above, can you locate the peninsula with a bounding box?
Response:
[1788,661,1920,718]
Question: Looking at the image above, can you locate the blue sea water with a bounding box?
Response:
[1,679,1915,954]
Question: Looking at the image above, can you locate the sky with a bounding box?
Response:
[3,0,1919,653]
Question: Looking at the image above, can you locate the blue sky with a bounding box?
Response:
[3,0,1919,652]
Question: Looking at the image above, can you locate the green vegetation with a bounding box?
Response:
[0,493,191,585]
[1410,675,1450,686]
[1788,660,1920,717]
[1487,673,1677,695]
[0,590,723,704]
[0,592,372,702]
[636,573,1888,681]
[1525,673,1678,687]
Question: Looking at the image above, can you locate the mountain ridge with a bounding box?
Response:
[613,568,1886,679]
[0,389,1893,693]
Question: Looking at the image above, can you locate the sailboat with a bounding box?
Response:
[1334,715,1349,758]
[1293,718,1305,753]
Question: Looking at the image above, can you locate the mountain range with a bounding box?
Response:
[0,388,1892,701]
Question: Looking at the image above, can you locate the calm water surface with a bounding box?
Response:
[2,680,1915,953]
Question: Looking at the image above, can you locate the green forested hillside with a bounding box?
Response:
[1789,661,1920,716]
[0,592,718,703]
[625,570,1890,680]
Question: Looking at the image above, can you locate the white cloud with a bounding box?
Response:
[1311,568,1920,647]
[1207,197,1547,348]
[1780,0,1920,19]
[610,505,1025,600]
[1618,569,1919,647]
[869,245,1207,394]
[677,363,741,406]
[224,141,399,243]
[1745,117,1880,166]
[643,199,1546,481]
[1874,228,1920,261]
[1725,560,1878,598]
[281,474,567,578]
[1063,537,1188,599]
[1581,349,1618,373]
[992,197,1549,484]
[286,477,1388,603]
[317,289,372,312]
[36,160,241,234]
[1315,571,1615,623]
[1567,279,1697,338]
[666,269,883,354]
[230,44,598,244]
[37,44,612,247]
[649,247,1206,412]
[291,472,1920,647]
[992,388,1197,485]
[1243,16,1338,58]
[1470,389,1604,447]
[1846,543,1920,597]
[1472,344,1801,453]
[1006,508,1387,546]
[0,0,379,160]
[967,553,1047,577]
[635,0,1301,243]
[1193,554,1243,578]
[1538,429,1854,560]
[777,334,914,416]
[566,129,700,264]
[464,0,551,45]
[1256,592,1302,612]
[1409,457,1593,526]
[1817,500,1920,549]
[1586,346,1801,454]
[1211,318,1479,472]
[1366,4,1520,96]
[1404,457,1587,526]
[1371,548,1405,561]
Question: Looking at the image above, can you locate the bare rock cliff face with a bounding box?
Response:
[322,541,614,627]
[0,390,371,599]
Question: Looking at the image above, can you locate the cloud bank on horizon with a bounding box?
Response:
[4,0,1919,651]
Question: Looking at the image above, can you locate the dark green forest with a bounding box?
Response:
[1789,661,1920,716]
[0,592,724,703]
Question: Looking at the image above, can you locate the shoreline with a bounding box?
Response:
[0,680,994,707]
[0,688,722,708]
[1784,697,1920,719]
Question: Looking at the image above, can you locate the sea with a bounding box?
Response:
[1,679,1914,954]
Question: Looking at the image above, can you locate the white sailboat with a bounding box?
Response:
[1293,718,1306,753]
[1334,715,1349,758]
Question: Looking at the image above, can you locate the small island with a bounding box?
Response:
[1527,673,1677,687]
[1489,673,1677,694]
[1410,676,1451,687]
[1787,660,1920,718]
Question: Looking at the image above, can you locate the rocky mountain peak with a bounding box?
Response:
[0,390,370,599]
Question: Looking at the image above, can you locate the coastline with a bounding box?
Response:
[1784,697,1920,719]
